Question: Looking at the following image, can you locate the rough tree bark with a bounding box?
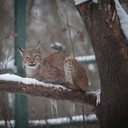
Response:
[0,76,96,106]
[76,0,128,127]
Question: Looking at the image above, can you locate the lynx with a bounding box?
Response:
[18,44,88,91]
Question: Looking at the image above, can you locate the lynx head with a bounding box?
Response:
[18,43,42,71]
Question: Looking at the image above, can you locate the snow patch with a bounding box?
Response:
[0,114,97,127]
[51,42,63,48]
[88,64,96,72]
[92,0,98,3]
[96,89,101,105]
[0,59,17,72]
[74,0,98,5]
[76,55,95,63]
[50,42,65,51]
[74,0,89,5]
[87,89,101,105]
[0,74,67,91]
[115,0,128,39]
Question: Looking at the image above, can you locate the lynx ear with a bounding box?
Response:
[36,41,41,52]
[18,46,24,56]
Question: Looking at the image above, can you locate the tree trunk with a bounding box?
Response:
[76,0,128,127]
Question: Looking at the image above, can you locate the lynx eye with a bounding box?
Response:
[25,56,30,59]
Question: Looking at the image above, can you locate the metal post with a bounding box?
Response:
[14,0,29,128]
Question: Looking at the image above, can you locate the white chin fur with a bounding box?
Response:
[25,64,39,77]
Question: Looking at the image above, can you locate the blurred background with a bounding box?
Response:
[0,0,112,127]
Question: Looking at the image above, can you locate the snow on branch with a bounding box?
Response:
[0,74,66,90]
[74,0,98,6]
[87,90,101,105]
[115,0,128,39]
[0,74,97,106]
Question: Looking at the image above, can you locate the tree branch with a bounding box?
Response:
[0,74,97,106]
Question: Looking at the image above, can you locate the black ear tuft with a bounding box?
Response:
[17,46,24,55]
[18,45,22,51]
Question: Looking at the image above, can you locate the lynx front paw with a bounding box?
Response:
[64,56,74,85]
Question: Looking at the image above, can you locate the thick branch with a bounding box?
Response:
[0,74,97,106]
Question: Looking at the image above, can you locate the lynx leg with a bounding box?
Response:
[64,56,81,90]
[64,56,88,91]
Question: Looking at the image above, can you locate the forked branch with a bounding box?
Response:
[0,74,97,106]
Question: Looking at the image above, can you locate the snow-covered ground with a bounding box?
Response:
[0,114,98,127]
[30,114,97,126]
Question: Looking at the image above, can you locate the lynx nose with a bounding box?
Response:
[29,60,36,66]
[29,63,36,66]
